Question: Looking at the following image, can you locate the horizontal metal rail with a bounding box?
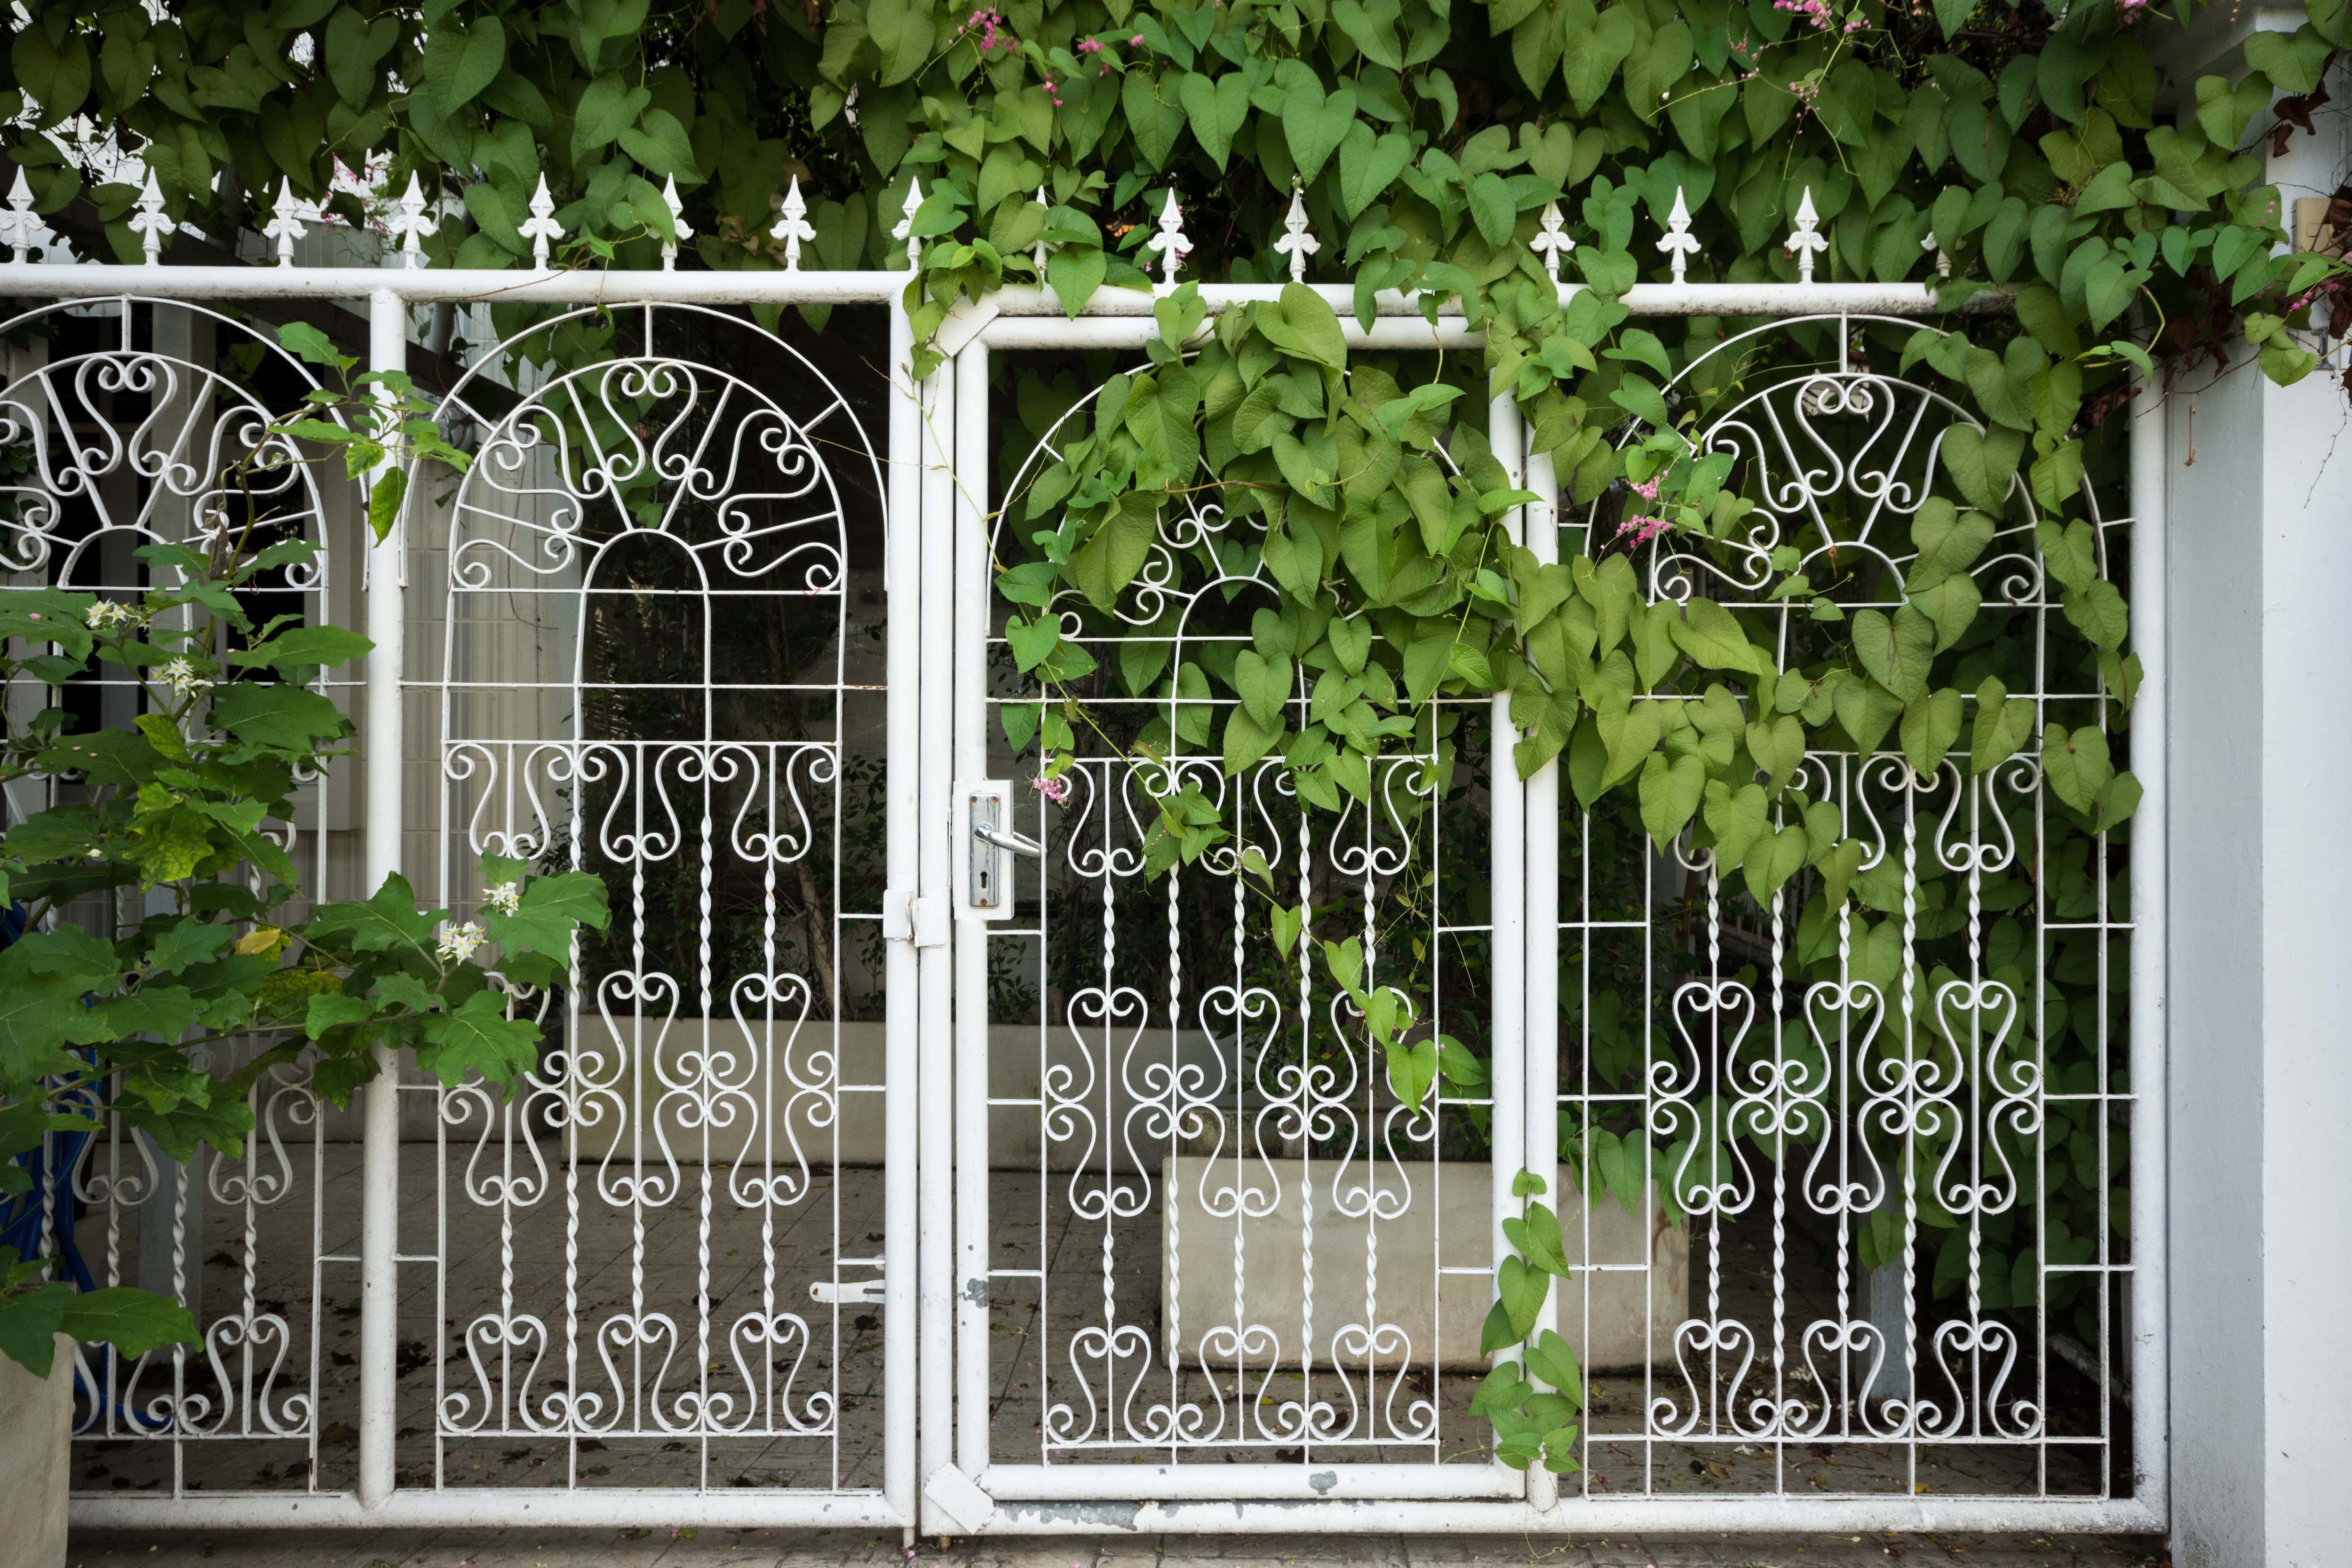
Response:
[978,1462,1525,1500]
[71,1489,906,1530]
[0,261,2003,319]
[974,1496,2164,1535]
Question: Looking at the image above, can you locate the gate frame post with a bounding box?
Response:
[915,324,960,1536]
[884,286,924,1535]
[1520,439,1561,1512]
[356,284,407,1511]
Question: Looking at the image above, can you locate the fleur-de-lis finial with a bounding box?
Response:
[263,178,307,267]
[1145,189,1190,291]
[1033,184,1053,279]
[128,172,175,265]
[1786,188,1829,285]
[1656,186,1700,285]
[0,168,42,263]
[518,174,564,268]
[769,176,813,273]
[1531,199,1575,284]
[1274,183,1319,284]
[892,178,924,270]
[387,173,435,269]
[661,175,695,270]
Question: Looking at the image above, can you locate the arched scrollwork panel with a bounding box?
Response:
[1555,314,2132,1497]
[423,302,890,1487]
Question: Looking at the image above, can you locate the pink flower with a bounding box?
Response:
[1033,774,1071,805]
[1131,33,1144,45]
[1631,478,1660,501]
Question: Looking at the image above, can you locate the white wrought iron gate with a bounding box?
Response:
[0,218,2164,1538]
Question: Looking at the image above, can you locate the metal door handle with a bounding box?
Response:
[973,823,1042,858]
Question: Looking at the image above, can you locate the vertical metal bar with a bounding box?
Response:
[883,294,921,1531]
[1484,395,1526,1430]
[357,285,406,1512]
[918,348,958,1529]
[1520,437,1561,1511]
[951,341,993,1481]
[2127,369,2169,1519]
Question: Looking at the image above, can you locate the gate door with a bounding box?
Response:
[1534,313,2148,1511]
[939,330,1531,1518]
[422,303,911,1518]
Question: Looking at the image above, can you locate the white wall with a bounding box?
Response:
[2163,48,2352,1568]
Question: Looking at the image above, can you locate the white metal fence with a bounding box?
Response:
[0,189,2165,1538]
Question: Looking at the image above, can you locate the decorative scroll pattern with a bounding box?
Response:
[0,299,343,1490]
[430,304,883,1487]
[985,376,1476,1465]
[1570,315,2126,1493]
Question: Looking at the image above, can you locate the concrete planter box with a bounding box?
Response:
[1159,1156,1689,1372]
[0,1337,71,1568]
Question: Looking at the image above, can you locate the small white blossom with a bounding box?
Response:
[85,600,137,630]
[485,880,522,916]
[436,920,486,964]
[158,657,213,695]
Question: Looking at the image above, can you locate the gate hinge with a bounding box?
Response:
[883,890,949,949]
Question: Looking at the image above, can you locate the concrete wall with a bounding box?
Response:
[2158,40,2352,1567]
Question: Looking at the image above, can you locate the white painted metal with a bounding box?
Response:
[966,1495,2159,1533]
[1519,442,1562,1516]
[1524,310,2153,1522]
[72,1487,909,1528]
[0,198,2160,1538]
[0,294,348,1503]
[358,287,406,1511]
[1485,391,1528,1423]
[951,339,993,1489]
[2125,368,2167,1521]
[882,289,923,1535]
[413,293,903,1513]
[916,333,959,1533]
[70,1486,2154,1533]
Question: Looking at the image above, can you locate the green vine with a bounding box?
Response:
[13,0,2342,1457]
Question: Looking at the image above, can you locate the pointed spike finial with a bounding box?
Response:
[1785,186,1829,285]
[657,175,695,272]
[386,173,435,269]
[1,167,42,263]
[769,176,813,274]
[262,178,307,268]
[1145,189,1191,292]
[891,178,924,271]
[1033,184,1053,280]
[128,171,176,265]
[1922,230,1952,279]
[1656,185,1700,286]
[517,174,565,269]
[1531,199,1575,285]
[1273,182,1320,285]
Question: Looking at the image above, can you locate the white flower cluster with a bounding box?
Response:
[158,657,213,696]
[85,600,140,630]
[485,880,522,916]
[436,920,486,964]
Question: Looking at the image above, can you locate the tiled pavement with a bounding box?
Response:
[68,1527,2169,1568]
